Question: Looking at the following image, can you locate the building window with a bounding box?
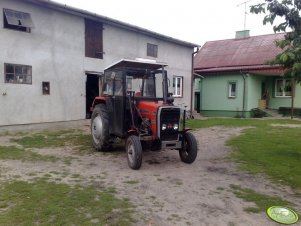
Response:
[147,43,158,58]
[275,79,292,97]
[42,82,50,95]
[85,19,103,59]
[228,82,237,98]
[4,63,32,84]
[173,76,183,97]
[3,8,34,33]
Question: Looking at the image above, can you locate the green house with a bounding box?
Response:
[193,32,301,117]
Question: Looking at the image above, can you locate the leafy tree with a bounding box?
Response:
[250,0,301,82]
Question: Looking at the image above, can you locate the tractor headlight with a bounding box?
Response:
[162,124,167,130]
[173,124,179,130]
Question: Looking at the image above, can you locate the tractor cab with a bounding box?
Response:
[91,59,197,169]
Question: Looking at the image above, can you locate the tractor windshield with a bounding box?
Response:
[126,70,164,99]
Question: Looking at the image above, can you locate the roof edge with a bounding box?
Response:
[194,64,282,74]
[24,0,199,48]
[201,32,286,46]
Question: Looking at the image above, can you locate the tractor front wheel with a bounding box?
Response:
[126,135,143,170]
[179,132,198,164]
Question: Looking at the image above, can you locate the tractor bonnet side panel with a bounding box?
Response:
[137,101,164,139]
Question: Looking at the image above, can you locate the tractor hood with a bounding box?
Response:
[137,101,165,139]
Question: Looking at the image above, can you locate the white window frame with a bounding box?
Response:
[275,79,292,97]
[173,76,183,97]
[228,82,237,98]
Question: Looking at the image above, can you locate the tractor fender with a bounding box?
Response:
[91,97,107,111]
[183,128,192,133]
[127,129,139,137]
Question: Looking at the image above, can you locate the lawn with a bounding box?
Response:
[188,118,301,190]
[0,129,135,225]
[0,180,134,226]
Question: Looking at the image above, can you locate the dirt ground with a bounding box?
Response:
[0,125,300,226]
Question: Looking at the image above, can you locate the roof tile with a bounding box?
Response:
[194,33,285,72]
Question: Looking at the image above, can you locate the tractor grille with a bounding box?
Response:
[159,107,180,141]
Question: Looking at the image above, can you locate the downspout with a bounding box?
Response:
[190,47,200,117]
[241,72,247,118]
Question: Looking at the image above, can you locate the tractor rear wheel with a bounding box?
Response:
[126,135,143,170]
[179,132,198,163]
[91,104,110,151]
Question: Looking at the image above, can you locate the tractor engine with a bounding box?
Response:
[137,101,183,150]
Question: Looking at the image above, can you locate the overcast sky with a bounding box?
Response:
[53,0,277,46]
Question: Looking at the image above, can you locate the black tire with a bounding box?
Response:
[91,104,110,151]
[126,135,143,170]
[179,132,198,164]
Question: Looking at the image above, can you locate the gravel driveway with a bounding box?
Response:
[0,125,300,226]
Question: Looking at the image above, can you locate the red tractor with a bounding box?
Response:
[90,59,197,169]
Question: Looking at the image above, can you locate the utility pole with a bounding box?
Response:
[237,0,252,31]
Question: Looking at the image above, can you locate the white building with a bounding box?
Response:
[0,0,197,126]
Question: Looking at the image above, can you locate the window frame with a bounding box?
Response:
[172,76,183,98]
[4,63,32,85]
[3,8,33,33]
[147,43,158,58]
[275,79,292,97]
[228,81,237,98]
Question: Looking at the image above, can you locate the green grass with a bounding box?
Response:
[11,129,92,152]
[230,184,291,213]
[0,180,135,226]
[187,118,301,190]
[0,146,58,162]
[228,126,301,189]
[186,118,301,129]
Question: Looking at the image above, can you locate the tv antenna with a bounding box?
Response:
[237,0,252,30]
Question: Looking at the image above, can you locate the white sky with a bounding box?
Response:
[53,0,277,46]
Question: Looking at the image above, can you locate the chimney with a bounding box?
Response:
[235,30,250,39]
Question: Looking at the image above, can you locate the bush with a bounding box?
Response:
[250,108,267,118]
[279,107,301,117]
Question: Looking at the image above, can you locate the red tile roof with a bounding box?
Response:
[194,33,285,73]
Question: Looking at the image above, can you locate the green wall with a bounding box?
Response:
[246,74,265,111]
[197,73,301,117]
[200,74,244,111]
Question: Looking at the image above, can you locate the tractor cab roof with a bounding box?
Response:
[105,59,168,72]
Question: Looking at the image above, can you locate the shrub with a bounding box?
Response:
[250,108,267,118]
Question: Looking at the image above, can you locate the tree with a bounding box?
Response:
[251,0,301,118]
[250,0,301,82]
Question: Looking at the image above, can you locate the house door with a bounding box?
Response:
[86,74,99,119]
[194,92,200,113]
